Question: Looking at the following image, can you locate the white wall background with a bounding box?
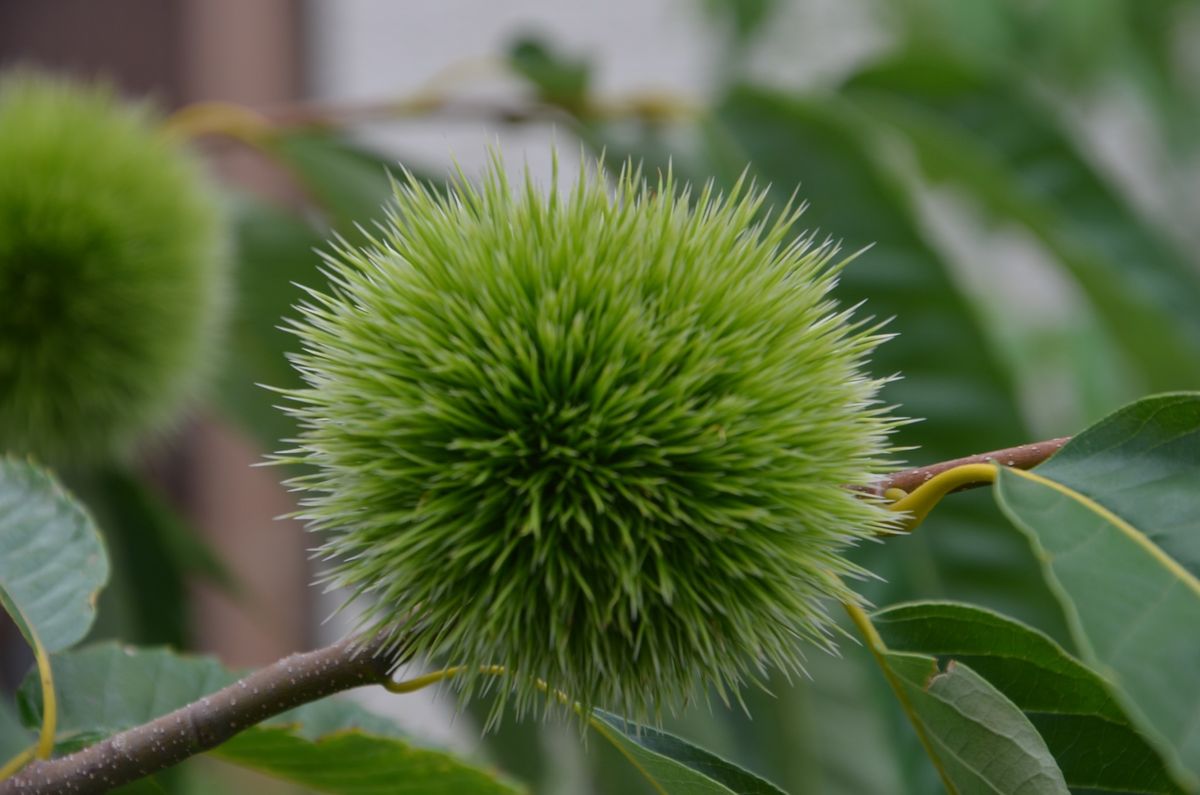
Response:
[306,0,884,179]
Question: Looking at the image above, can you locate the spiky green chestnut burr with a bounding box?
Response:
[284,157,901,719]
[0,72,226,462]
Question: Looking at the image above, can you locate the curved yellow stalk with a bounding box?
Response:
[28,621,56,760]
[0,746,34,780]
[886,463,998,531]
[162,101,271,142]
[386,665,667,793]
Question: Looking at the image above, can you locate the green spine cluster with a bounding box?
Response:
[284,156,900,720]
[0,71,227,462]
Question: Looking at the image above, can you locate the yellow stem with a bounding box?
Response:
[385,665,663,791]
[4,603,59,762]
[162,101,273,143]
[0,746,34,780]
[843,600,958,794]
[886,462,998,531]
[32,631,55,760]
[383,664,506,694]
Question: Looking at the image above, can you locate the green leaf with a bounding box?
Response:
[591,710,786,795]
[731,645,906,794]
[0,458,108,653]
[220,194,327,449]
[1029,393,1200,575]
[221,142,438,451]
[19,643,522,793]
[109,778,169,794]
[699,0,780,45]
[212,726,520,794]
[262,131,406,244]
[842,54,1200,393]
[508,37,591,112]
[69,467,230,648]
[875,601,1186,793]
[994,392,1200,788]
[881,651,1069,794]
[0,699,32,764]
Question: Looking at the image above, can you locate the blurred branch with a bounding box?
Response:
[164,91,699,141]
[0,436,1068,793]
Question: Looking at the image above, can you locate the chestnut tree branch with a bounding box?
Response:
[866,436,1070,497]
[0,436,1068,794]
[0,636,397,795]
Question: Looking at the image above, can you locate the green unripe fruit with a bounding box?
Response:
[285,157,900,719]
[0,71,227,462]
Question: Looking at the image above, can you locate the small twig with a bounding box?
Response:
[165,92,698,142]
[0,635,397,795]
[0,436,1070,793]
[867,437,1069,497]
[263,96,576,128]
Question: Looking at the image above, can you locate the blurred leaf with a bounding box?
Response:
[221,194,326,450]
[0,459,108,653]
[700,0,778,44]
[457,694,553,794]
[879,651,1069,794]
[995,392,1200,788]
[879,0,1018,69]
[264,131,403,244]
[0,698,31,764]
[223,138,437,451]
[591,710,786,794]
[20,643,523,793]
[213,727,522,795]
[843,53,1200,394]
[109,778,169,794]
[881,0,1128,84]
[71,468,230,648]
[508,37,591,113]
[875,601,1187,793]
[683,637,905,795]
[1123,0,1200,149]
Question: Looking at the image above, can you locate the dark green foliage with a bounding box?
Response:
[508,38,592,112]
[0,71,227,462]
[282,155,901,720]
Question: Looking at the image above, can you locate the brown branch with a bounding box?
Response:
[0,636,397,795]
[866,436,1071,497]
[0,437,1071,793]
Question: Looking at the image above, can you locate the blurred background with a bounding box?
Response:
[3,0,1199,792]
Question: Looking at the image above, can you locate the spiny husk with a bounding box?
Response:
[0,71,227,462]
[283,154,902,723]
